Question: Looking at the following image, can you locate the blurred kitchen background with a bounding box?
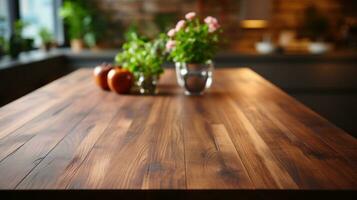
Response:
[1,0,357,52]
[0,0,357,137]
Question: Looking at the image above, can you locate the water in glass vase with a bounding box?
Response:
[176,61,214,95]
[183,71,208,95]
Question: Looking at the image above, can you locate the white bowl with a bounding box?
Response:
[255,42,275,54]
[308,42,332,54]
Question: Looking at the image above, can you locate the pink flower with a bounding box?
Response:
[185,12,196,20]
[167,29,176,37]
[204,16,218,25]
[166,40,176,51]
[208,22,220,33]
[204,16,220,32]
[175,20,186,32]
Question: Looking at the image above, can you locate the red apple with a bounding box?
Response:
[93,64,113,90]
[107,68,134,94]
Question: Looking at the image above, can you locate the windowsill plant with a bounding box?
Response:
[0,16,6,58]
[60,0,87,52]
[8,20,34,59]
[60,0,108,52]
[38,27,54,52]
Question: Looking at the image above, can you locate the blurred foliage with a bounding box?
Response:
[0,16,6,56]
[38,27,53,44]
[124,25,142,42]
[8,20,34,58]
[154,13,177,32]
[60,0,89,39]
[60,0,107,47]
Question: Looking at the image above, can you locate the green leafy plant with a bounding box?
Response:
[39,27,53,44]
[60,0,90,40]
[0,16,6,56]
[124,25,139,42]
[115,32,166,78]
[60,0,107,48]
[83,12,107,48]
[8,20,33,58]
[13,20,27,37]
[166,12,221,63]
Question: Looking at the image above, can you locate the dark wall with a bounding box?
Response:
[0,56,71,106]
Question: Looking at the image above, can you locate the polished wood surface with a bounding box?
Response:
[0,68,356,189]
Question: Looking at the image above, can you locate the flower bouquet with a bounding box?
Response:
[166,12,221,95]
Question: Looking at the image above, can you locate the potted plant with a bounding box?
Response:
[0,35,5,59]
[83,14,107,51]
[8,20,33,59]
[0,16,6,59]
[115,32,165,95]
[60,0,90,52]
[61,0,107,52]
[38,27,53,52]
[166,12,221,95]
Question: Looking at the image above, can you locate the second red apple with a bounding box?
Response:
[107,68,134,94]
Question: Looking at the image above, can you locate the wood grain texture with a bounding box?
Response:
[0,68,356,189]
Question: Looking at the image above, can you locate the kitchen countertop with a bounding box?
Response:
[0,68,356,191]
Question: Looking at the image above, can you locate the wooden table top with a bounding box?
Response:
[0,68,356,190]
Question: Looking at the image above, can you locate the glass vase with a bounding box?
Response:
[136,73,158,95]
[175,60,214,95]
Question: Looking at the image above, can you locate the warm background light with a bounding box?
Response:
[240,20,268,29]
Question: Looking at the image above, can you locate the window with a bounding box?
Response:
[0,0,9,39]
[19,0,56,46]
